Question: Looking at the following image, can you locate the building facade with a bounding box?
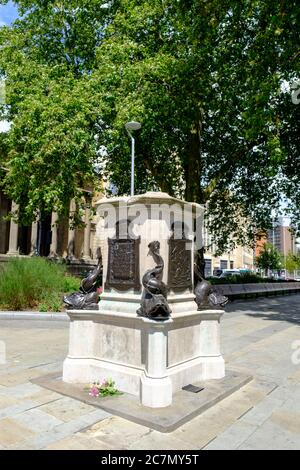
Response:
[1,188,255,275]
[203,245,255,278]
[267,217,297,257]
[0,189,100,266]
[202,225,255,278]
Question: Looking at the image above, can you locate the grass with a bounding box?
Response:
[0,257,81,312]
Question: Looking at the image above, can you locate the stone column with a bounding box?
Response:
[30,221,38,256]
[67,200,76,261]
[82,199,92,262]
[48,212,59,259]
[140,319,173,408]
[7,201,19,256]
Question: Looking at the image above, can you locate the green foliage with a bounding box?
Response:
[97,378,121,397]
[255,243,283,273]
[38,297,62,313]
[88,378,122,398]
[285,252,300,273]
[0,1,299,251]
[0,257,80,311]
[63,274,81,293]
[209,272,265,285]
[0,60,101,223]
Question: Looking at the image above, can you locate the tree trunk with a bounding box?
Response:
[143,157,175,196]
[184,122,207,279]
[184,122,203,203]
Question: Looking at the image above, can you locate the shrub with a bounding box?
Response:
[0,257,80,311]
[209,272,265,285]
[208,272,296,285]
[63,275,81,293]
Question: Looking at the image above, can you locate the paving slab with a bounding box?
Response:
[0,417,36,447]
[204,421,258,450]
[38,396,99,422]
[32,370,252,433]
[0,295,300,449]
[8,410,111,450]
[0,382,42,399]
[0,400,38,420]
[238,419,300,450]
[44,435,116,451]
[0,395,20,410]
[13,408,64,433]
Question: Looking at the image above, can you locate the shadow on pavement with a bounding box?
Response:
[244,310,300,326]
[225,295,300,326]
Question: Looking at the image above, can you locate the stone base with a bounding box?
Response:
[63,308,225,408]
[140,373,173,408]
[65,259,98,276]
[33,370,252,433]
[0,254,26,261]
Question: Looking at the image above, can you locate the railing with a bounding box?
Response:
[214,282,300,299]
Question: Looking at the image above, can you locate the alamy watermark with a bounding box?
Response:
[291,340,300,366]
[0,340,6,365]
[291,80,300,105]
[96,201,205,250]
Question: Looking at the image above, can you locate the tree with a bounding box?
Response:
[1,61,104,223]
[0,0,114,223]
[91,0,300,254]
[285,252,300,274]
[256,243,282,275]
[0,1,299,251]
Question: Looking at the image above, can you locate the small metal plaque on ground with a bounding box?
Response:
[182,384,204,393]
[32,370,252,433]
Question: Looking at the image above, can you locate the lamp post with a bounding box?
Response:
[125,121,141,196]
[283,219,287,277]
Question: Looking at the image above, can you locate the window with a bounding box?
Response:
[205,259,212,278]
[220,260,228,270]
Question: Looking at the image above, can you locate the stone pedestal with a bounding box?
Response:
[140,319,172,408]
[63,309,224,408]
[63,192,224,408]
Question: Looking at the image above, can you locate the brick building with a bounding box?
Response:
[268,217,297,257]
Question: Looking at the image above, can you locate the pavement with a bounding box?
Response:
[0,295,299,450]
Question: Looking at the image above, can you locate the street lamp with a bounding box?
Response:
[125,121,141,196]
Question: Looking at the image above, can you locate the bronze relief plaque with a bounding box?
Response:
[105,238,141,292]
[168,238,193,291]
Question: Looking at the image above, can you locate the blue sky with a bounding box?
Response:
[0,2,18,133]
[0,1,18,26]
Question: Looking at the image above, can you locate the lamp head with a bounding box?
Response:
[125,121,141,131]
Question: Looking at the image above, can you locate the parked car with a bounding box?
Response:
[219,269,241,278]
[213,268,241,278]
[213,268,223,277]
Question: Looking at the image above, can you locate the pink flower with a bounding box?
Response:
[89,385,99,397]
